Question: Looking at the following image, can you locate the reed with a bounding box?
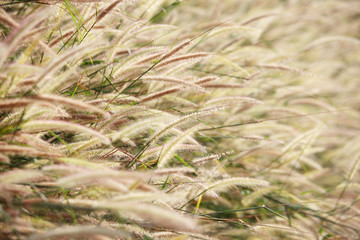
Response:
[1,0,359,239]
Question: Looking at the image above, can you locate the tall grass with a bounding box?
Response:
[1,0,360,239]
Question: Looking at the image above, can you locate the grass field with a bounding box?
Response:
[1,0,360,239]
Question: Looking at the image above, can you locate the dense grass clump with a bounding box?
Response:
[1,0,360,239]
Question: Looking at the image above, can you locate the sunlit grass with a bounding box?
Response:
[0,0,359,239]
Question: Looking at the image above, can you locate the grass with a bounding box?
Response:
[1,0,360,239]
